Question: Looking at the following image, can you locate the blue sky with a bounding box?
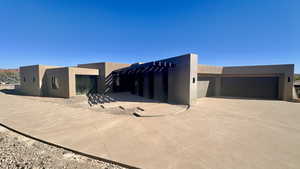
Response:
[0,0,299,72]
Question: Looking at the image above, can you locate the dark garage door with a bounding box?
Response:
[221,77,279,99]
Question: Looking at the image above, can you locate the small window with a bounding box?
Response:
[33,77,36,83]
[288,77,291,82]
[23,77,26,82]
[193,77,196,83]
[51,76,59,89]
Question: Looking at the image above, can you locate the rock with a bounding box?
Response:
[0,126,128,169]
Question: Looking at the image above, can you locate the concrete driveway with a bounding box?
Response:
[1,92,300,169]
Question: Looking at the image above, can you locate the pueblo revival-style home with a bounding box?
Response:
[19,53,295,105]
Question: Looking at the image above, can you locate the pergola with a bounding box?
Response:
[112,61,176,75]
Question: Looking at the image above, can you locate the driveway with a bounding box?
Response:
[0,92,300,169]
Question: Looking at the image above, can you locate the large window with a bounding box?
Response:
[76,75,97,95]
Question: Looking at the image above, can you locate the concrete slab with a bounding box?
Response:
[1,93,300,169]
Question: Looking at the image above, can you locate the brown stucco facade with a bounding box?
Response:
[19,53,295,104]
[77,62,131,94]
[20,65,61,96]
[20,65,98,98]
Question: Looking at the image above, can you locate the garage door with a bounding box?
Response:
[197,77,216,98]
[221,77,279,99]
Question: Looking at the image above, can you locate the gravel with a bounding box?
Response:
[0,127,129,169]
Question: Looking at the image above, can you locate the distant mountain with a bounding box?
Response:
[0,69,19,84]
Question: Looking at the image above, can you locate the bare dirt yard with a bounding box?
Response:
[1,90,300,169]
[0,126,128,169]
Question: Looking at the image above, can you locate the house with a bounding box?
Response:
[19,53,295,105]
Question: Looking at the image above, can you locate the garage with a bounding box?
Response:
[221,77,279,99]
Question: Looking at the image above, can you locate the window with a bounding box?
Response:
[193,77,196,83]
[33,77,36,83]
[288,77,291,82]
[23,77,26,82]
[51,76,59,89]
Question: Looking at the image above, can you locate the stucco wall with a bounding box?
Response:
[197,76,217,98]
[104,63,131,94]
[198,65,223,74]
[111,53,198,105]
[20,65,60,96]
[104,62,131,76]
[19,65,40,96]
[78,62,130,94]
[166,53,198,105]
[292,86,299,99]
[77,62,105,94]
[43,67,70,98]
[68,67,99,97]
[42,67,98,98]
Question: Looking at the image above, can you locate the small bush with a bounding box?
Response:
[0,71,20,84]
[295,75,300,81]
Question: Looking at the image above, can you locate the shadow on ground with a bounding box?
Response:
[0,89,24,96]
[86,92,166,107]
[209,96,281,101]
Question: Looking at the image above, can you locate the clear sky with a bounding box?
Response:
[0,0,299,72]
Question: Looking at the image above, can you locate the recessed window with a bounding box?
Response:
[51,76,59,89]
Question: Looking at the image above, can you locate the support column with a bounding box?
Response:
[153,72,164,101]
[143,74,150,98]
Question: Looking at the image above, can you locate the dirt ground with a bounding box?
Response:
[1,90,300,169]
[0,126,128,169]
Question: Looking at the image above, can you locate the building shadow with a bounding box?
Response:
[0,89,24,96]
[86,91,163,107]
[207,96,281,101]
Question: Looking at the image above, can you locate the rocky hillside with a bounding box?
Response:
[0,69,20,84]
